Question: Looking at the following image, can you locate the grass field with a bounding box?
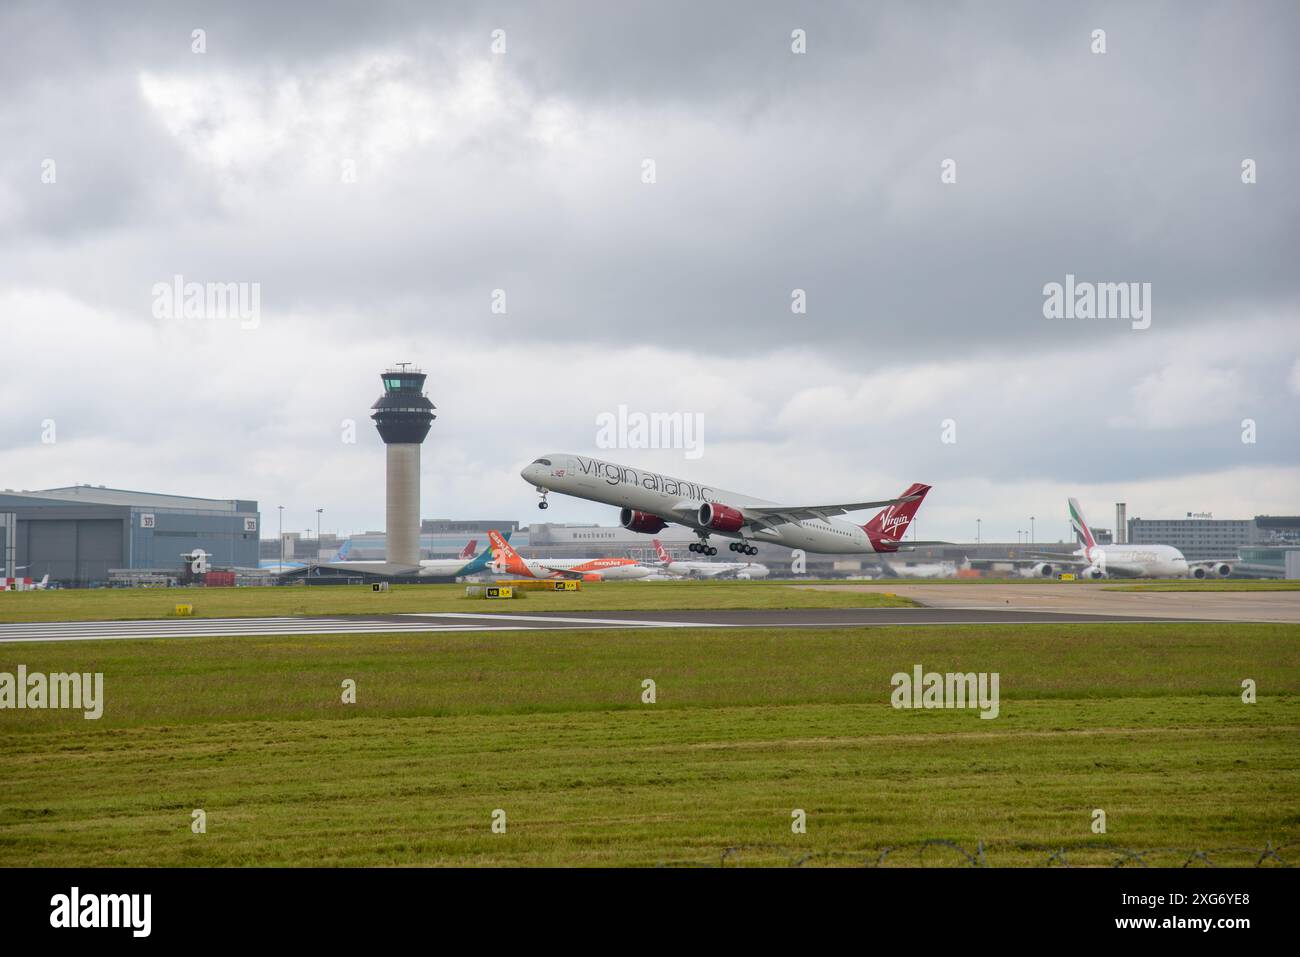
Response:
[0,580,914,624]
[2,622,1297,866]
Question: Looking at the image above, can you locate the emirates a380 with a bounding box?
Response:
[521,454,931,556]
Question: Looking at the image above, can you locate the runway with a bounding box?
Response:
[793,582,1300,623]
[0,606,1212,644]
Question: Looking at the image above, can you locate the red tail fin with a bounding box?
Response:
[652,539,671,564]
[459,539,478,560]
[863,483,931,552]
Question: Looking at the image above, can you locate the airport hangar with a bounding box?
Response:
[0,486,259,585]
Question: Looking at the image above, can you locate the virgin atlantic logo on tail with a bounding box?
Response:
[880,510,911,535]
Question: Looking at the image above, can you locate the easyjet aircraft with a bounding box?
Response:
[520,454,931,555]
[486,529,655,581]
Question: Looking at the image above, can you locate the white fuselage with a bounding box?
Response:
[886,562,956,579]
[522,454,883,554]
[1079,543,1190,578]
[417,558,475,577]
[493,557,656,581]
[661,559,770,579]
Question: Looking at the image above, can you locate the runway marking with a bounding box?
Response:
[405,612,721,628]
[0,613,718,644]
[0,609,1217,645]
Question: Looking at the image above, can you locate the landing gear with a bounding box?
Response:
[691,535,717,556]
[729,541,758,556]
[536,488,549,510]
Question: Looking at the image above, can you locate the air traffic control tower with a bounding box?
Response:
[371,364,436,565]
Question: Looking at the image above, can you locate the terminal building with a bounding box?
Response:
[0,486,259,586]
[1126,513,1299,563]
[316,520,525,562]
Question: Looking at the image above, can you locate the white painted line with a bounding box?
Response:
[407,612,723,628]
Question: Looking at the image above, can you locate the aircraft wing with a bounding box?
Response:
[658,493,919,532]
[536,565,589,580]
[737,494,921,528]
[963,554,1090,570]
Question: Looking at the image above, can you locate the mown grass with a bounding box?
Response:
[1,622,1297,866]
[0,580,914,624]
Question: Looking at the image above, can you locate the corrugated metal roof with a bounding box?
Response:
[18,486,252,511]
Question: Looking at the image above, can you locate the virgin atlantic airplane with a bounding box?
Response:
[521,454,931,556]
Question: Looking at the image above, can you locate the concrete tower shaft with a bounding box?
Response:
[371,366,435,566]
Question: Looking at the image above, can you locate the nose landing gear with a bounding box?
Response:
[536,488,549,510]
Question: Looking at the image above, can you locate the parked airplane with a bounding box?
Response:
[1,572,50,591]
[486,529,655,581]
[414,538,490,577]
[875,558,957,579]
[1014,499,1234,579]
[651,539,770,579]
[520,454,931,555]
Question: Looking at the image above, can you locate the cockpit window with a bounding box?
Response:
[533,458,552,466]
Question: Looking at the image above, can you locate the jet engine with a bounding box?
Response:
[1080,566,1107,580]
[1209,562,1232,578]
[1026,562,1054,578]
[698,502,745,532]
[619,508,667,535]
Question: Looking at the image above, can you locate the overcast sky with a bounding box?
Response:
[1,1,1297,543]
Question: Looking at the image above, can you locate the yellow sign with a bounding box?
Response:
[174,603,194,616]
[552,580,579,591]
[486,586,513,599]
[1058,573,1076,582]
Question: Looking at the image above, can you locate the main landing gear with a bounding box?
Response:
[729,541,758,556]
[536,488,549,510]
[689,535,717,556]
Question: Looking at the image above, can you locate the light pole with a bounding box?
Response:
[976,518,981,545]
[316,508,323,565]
[1030,516,1035,544]
[277,505,284,567]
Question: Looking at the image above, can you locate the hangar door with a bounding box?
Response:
[22,518,124,585]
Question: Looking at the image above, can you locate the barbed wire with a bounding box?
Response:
[709,839,1296,868]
